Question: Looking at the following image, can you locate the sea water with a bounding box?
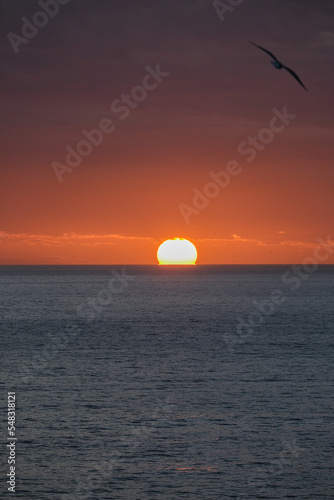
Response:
[0,265,333,499]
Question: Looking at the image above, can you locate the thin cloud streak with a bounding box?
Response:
[194,235,334,249]
[2,232,156,247]
[2,232,332,250]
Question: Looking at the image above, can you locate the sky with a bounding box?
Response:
[1,0,333,264]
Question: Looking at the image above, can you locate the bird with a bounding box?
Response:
[249,41,308,91]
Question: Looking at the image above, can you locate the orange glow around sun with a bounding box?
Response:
[157,238,198,265]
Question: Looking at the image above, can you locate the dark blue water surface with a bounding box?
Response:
[1,265,333,499]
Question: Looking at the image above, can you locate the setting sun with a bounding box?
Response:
[157,238,198,265]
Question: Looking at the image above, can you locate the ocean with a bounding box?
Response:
[1,265,333,499]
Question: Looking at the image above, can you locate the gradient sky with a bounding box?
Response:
[1,0,333,264]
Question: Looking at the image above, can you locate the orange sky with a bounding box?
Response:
[1,0,334,264]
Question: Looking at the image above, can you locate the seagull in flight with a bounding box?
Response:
[249,41,308,91]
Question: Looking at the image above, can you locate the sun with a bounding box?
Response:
[157,238,197,265]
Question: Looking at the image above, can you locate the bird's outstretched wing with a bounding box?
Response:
[282,65,308,91]
[248,41,279,61]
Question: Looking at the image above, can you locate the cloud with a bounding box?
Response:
[4,232,327,251]
[2,232,155,247]
[193,234,334,249]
